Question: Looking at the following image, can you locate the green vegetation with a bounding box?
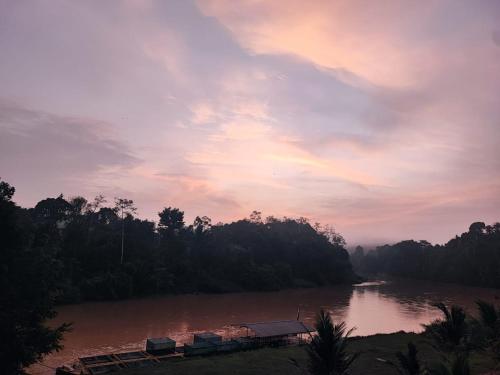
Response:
[0,180,71,374]
[304,309,359,374]
[118,301,500,375]
[393,342,422,375]
[118,333,494,375]
[423,303,468,352]
[420,301,500,374]
[351,221,500,288]
[0,178,356,304]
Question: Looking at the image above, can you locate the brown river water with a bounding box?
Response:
[30,279,500,374]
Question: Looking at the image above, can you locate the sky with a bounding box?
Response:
[1,0,499,245]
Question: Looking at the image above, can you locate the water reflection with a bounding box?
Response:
[30,279,500,374]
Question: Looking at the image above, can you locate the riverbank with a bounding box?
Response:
[119,332,496,375]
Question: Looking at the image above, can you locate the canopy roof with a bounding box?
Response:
[237,320,312,338]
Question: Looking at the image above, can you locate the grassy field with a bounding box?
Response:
[121,332,496,375]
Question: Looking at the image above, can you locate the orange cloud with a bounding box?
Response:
[198,0,440,87]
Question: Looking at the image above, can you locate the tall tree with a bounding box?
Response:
[114,198,137,264]
[193,215,211,236]
[158,207,185,236]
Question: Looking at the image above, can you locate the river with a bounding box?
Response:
[30,279,500,374]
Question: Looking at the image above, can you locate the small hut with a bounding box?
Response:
[236,320,312,347]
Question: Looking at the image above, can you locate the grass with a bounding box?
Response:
[121,332,497,375]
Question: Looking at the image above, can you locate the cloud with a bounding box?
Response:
[129,168,244,223]
[1,0,499,244]
[198,0,500,89]
[0,99,138,204]
[197,0,436,87]
[189,102,216,125]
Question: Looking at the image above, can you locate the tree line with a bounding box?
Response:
[350,221,500,288]
[1,178,356,303]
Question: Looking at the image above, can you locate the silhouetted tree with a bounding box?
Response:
[353,222,500,289]
[114,198,137,264]
[0,179,71,374]
[307,309,359,375]
[158,207,185,235]
[1,180,357,303]
[427,354,471,375]
[396,342,421,375]
[424,303,468,352]
[0,179,15,200]
[476,300,499,334]
[192,215,211,236]
[379,341,424,375]
[249,210,262,223]
[474,300,500,364]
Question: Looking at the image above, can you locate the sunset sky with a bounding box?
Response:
[1,0,499,245]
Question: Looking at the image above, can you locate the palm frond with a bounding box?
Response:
[307,309,360,375]
[476,300,498,329]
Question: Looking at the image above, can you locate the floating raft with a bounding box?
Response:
[56,320,313,375]
[77,350,182,375]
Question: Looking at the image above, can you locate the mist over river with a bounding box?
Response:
[30,279,500,374]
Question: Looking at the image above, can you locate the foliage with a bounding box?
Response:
[476,300,499,334]
[306,309,359,375]
[353,221,500,289]
[423,303,468,353]
[375,341,425,375]
[114,198,137,264]
[0,180,71,374]
[394,342,421,375]
[1,179,356,304]
[473,300,500,364]
[426,354,471,375]
[128,332,486,375]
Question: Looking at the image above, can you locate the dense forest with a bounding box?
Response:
[0,178,356,304]
[351,221,500,288]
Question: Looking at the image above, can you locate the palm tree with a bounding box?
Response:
[307,309,359,375]
[377,341,422,375]
[475,300,500,365]
[423,303,468,352]
[426,354,471,375]
[476,300,499,333]
[380,342,471,375]
[396,342,422,375]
